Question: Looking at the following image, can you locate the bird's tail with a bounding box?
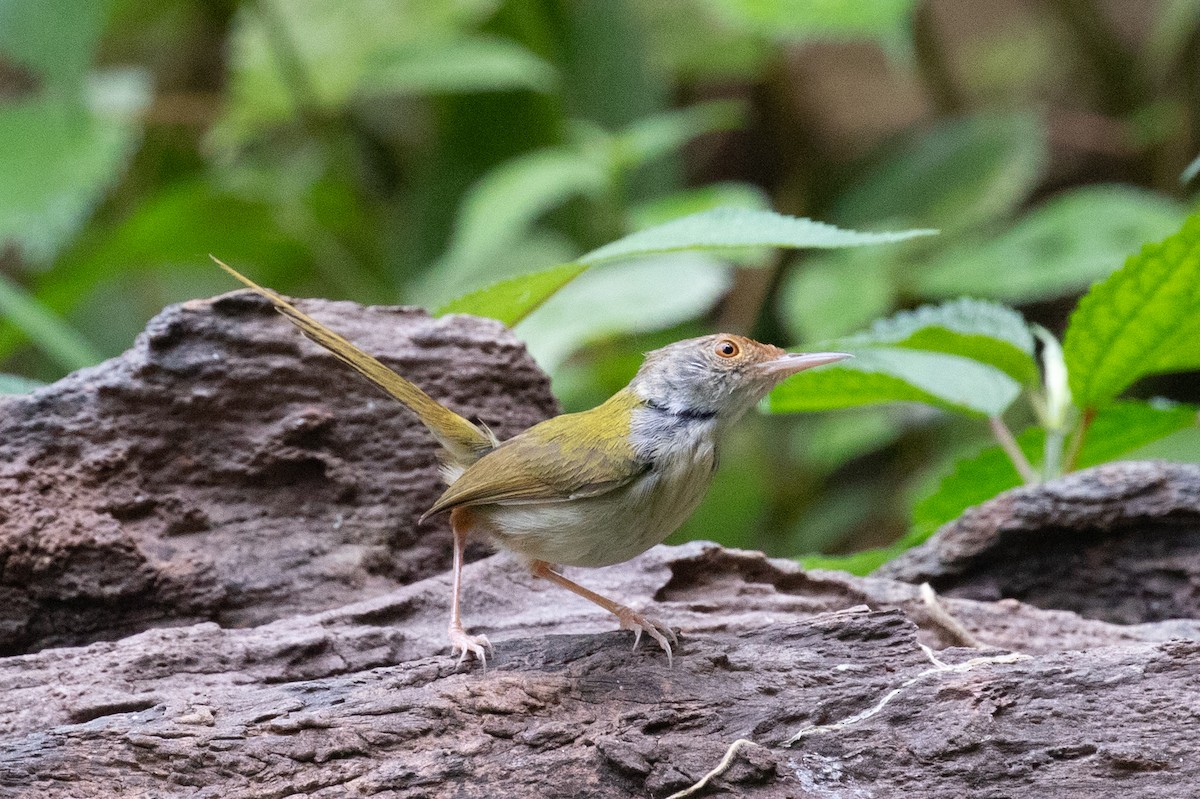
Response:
[212,256,496,467]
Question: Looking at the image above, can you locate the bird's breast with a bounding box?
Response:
[477,417,718,568]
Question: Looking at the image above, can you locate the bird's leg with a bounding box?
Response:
[447,508,492,668]
[529,560,677,666]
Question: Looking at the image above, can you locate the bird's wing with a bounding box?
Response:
[212,257,496,466]
[421,392,649,520]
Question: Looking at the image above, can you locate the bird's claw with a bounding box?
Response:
[614,607,677,667]
[448,626,493,669]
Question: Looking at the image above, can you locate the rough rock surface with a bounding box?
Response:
[879,461,1200,624]
[5,298,1200,797]
[0,292,557,655]
[2,543,1200,798]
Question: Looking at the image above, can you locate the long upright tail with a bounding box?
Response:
[212,257,496,466]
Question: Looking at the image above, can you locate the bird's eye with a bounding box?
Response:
[715,339,740,358]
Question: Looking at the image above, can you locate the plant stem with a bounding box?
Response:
[1062,406,1097,473]
[989,416,1039,484]
[1043,428,1065,481]
[912,1,963,114]
[253,0,323,123]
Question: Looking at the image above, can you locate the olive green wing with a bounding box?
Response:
[421,394,649,520]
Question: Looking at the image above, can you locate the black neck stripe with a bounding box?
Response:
[644,398,718,421]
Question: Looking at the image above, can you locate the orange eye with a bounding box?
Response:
[715,339,740,358]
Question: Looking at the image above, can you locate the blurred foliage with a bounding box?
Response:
[2,0,1199,567]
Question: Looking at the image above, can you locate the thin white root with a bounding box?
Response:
[666,738,759,799]
[918,582,985,649]
[786,650,1029,745]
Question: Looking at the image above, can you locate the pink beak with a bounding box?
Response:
[761,351,853,377]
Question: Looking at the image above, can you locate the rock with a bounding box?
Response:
[4,298,1200,797]
[2,543,1199,798]
[878,461,1200,624]
[0,292,557,655]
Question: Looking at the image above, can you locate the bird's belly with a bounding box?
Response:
[475,446,716,568]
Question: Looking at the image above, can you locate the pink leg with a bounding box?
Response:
[447,508,492,668]
[529,560,677,666]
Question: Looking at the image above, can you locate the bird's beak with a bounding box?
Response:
[760,351,853,377]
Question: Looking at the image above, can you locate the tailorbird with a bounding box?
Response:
[215,258,850,666]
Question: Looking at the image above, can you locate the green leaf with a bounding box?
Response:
[418,149,607,306]
[799,409,906,473]
[0,98,140,261]
[610,100,743,171]
[436,263,588,327]
[767,346,1021,418]
[630,181,771,229]
[914,186,1190,302]
[909,430,1038,545]
[834,112,1046,235]
[778,250,897,343]
[0,0,109,91]
[0,272,102,371]
[707,0,917,45]
[0,1,149,261]
[362,36,558,95]
[581,207,936,265]
[219,0,502,142]
[515,253,733,371]
[910,400,1199,542]
[438,207,932,328]
[838,298,1038,384]
[1125,427,1200,463]
[1064,211,1200,406]
[0,373,46,395]
[801,547,902,576]
[640,0,771,80]
[1074,400,1199,469]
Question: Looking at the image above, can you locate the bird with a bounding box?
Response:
[214,257,850,667]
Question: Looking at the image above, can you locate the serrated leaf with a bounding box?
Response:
[362,36,558,95]
[838,298,1038,384]
[515,253,732,371]
[581,207,935,265]
[630,182,771,229]
[1064,211,1200,406]
[768,346,1021,418]
[914,186,1189,302]
[0,272,102,371]
[909,400,1199,542]
[438,207,932,328]
[0,373,46,395]
[436,263,588,327]
[834,112,1046,235]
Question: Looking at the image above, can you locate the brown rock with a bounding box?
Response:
[4,300,1200,797]
[878,461,1200,624]
[2,543,1199,798]
[0,292,557,655]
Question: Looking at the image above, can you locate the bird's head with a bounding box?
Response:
[630,334,851,424]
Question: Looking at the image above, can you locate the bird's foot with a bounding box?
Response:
[448,625,493,669]
[614,606,678,667]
